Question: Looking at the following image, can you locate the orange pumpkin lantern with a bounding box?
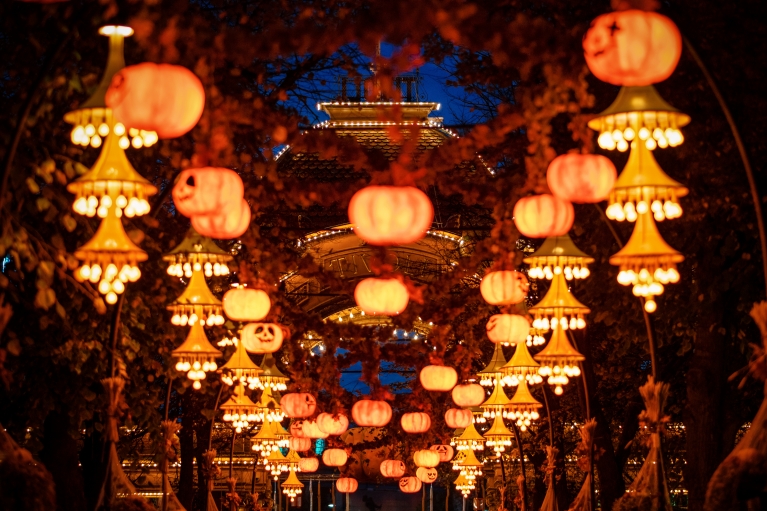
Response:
[192,199,251,239]
[322,448,348,467]
[223,287,271,322]
[289,420,306,438]
[281,393,317,418]
[413,449,440,468]
[301,420,329,439]
[513,194,574,238]
[445,408,472,429]
[399,477,422,494]
[430,444,454,462]
[106,63,205,139]
[480,270,529,306]
[240,323,284,354]
[316,413,349,436]
[420,365,458,392]
[348,186,434,246]
[451,384,486,408]
[351,399,392,427]
[336,477,358,493]
[486,314,530,346]
[380,460,406,478]
[401,412,431,433]
[354,277,409,315]
[416,467,438,484]
[289,437,312,452]
[583,10,682,86]
[172,168,244,218]
[547,154,617,204]
[299,457,319,472]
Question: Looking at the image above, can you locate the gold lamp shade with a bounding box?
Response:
[589,85,690,152]
[171,320,222,389]
[478,343,507,387]
[610,210,683,313]
[265,447,289,480]
[282,470,304,502]
[68,124,156,219]
[256,386,285,422]
[606,141,688,223]
[454,473,475,495]
[285,449,302,471]
[74,206,146,304]
[534,327,584,395]
[500,341,542,386]
[163,228,232,277]
[451,422,485,452]
[219,339,261,388]
[480,382,510,419]
[167,268,224,327]
[469,405,486,425]
[251,419,281,457]
[65,26,157,149]
[507,380,542,431]
[220,383,259,433]
[256,353,289,391]
[458,449,483,480]
[483,415,513,455]
[524,235,594,280]
[529,272,590,332]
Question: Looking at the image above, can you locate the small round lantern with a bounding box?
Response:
[513,195,574,238]
[281,393,317,418]
[301,420,329,439]
[299,457,319,472]
[401,412,432,433]
[240,323,284,354]
[348,186,434,245]
[445,408,473,429]
[399,477,422,494]
[480,270,529,306]
[547,154,617,204]
[416,467,438,484]
[354,277,409,315]
[380,460,406,478]
[172,168,244,218]
[191,199,251,239]
[451,384,486,408]
[222,286,271,322]
[336,477,358,494]
[290,437,312,452]
[420,365,458,392]
[413,449,440,468]
[351,400,392,427]
[486,314,530,346]
[316,413,349,436]
[322,448,348,467]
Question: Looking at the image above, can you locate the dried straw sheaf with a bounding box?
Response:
[567,419,596,511]
[540,446,559,511]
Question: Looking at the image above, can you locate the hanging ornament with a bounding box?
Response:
[281,393,317,418]
[255,353,289,391]
[348,186,434,246]
[451,384,486,408]
[506,380,542,431]
[430,444,455,463]
[336,478,358,494]
[469,406,487,425]
[605,141,688,222]
[529,272,590,332]
[416,467,438,484]
[255,387,285,422]
[451,450,466,471]
[420,364,458,392]
[73,206,145,304]
[220,383,259,433]
[316,413,349,436]
[222,285,271,322]
[483,415,514,455]
[450,422,485,451]
[479,270,529,306]
[298,457,319,473]
[445,408,473,429]
[171,321,222,389]
[251,419,288,457]
[264,448,289,480]
[513,195,574,238]
[351,399,392,427]
[477,343,507,387]
[241,323,285,354]
[486,314,530,346]
[381,460,406,478]
[399,476,422,494]
[454,473,475,496]
[163,229,232,278]
[524,235,594,281]
[284,449,302,472]
[219,338,262,389]
[281,470,304,502]
[480,382,511,420]
[457,449,483,481]
[534,327,584,395]
[589,86,690,152]
[500,341,543,387]
[401,412,432,433]
[547,153,617,204]
[64,26,158,149]
[354,277,410,315]
[167,267,225,327]
[610,210,683,313]
[322,448,348,466]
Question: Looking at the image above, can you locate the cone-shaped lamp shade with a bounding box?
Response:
[167,268,224,327]
[500,341,542,386]
[220,339,261,387]
[171,321,222,390]
[220,383,258,433]
[163,228,232,277]
[530,272,590,332]
[483,415,513,455]
[534,327,584,395]
[524,234,594,280]
[477,343,507,387]
[256,353,289,391]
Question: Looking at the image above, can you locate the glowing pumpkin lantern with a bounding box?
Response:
[191,199,251,239]
[420,365,458,392]
[322,448,348,467]
[486,314,530,346]
[172,168,244,218]
[240,323,284,354]
[348,185,434,245]
[289,437,312,452]
[547,154,617,204]
[583,10,682,86]
[445,408,472,429]
[430,444,455,462]
[514,195,574,239]
[380,460,406,478]
[289,420,306,438]
[413,449,440,468]
[299,457,319,472]
[399,477,422,494]
[281,393,317,418]
[301,420,329,439]
[336,477,358,493]
[480,270,529,305]
[401,412,431,433]
[316,413,349,436]
[354,277,409,315]
[223,286,271,322]
[351,399,392,427]
[451,384,486,408]
[416,467,438,484]
[106,62,205,139]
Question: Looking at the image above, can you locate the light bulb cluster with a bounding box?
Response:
[255,378,288,392]
[472,413,487,424]
[450,439,484,451]
[222,411,259,433]
[531,314,586,332]
[260,409,286,423]
[509,409,541,432]
[526,329,546,347]
[283,487,302,502]
[221,373,261,390]
[252,440,282,457]
[537,364,582,395]
[174,357,218,390]
[72,188,151,219]
[76,261,141,304]
[479,375,505,388]
[595,116,684,152]
[616,264,680,313]
[265,459,289,480]
[455,479,475,496]
[527,263,590,281]
[460,466,483,481]
[485,436,512,454]
[501,372,543,387]
[69,115,157,149]
[606,197,682,222]
[170,308,225,327]
[167,261,230,278]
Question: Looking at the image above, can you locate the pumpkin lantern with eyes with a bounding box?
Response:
[240,323,285,354]
[172,168,244,218]
[416,467,438,484]
[399,477,422,494]
[281,393,317,418]
[430,444,454,463]
[289,420,307,438]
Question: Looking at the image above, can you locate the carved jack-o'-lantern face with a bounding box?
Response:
[416,467,438,484]
[289,420,306,438]
[281,393,317,418]
[430,444,455,463]
[240,323,285,354]
[399,476,422,494]
[172,168,244,218]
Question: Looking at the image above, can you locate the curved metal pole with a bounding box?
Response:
[509,422,528,511]
[541,385,554,448]
[683,36,767,297]
[208,384,225,451]
[109,293,125,379]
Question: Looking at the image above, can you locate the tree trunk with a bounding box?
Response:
[178,421,195,510]
[40,410,87,511]
[79,427,106,511]
[194,420,212,511]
